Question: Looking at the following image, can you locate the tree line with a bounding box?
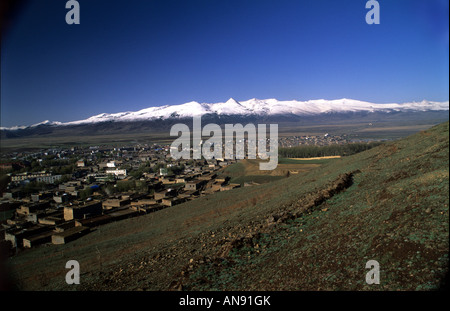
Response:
[278,142,383,158]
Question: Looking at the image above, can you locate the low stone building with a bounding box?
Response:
[52,226,90,245]
[220,183,241,191]
[161,197,184,207]
[23,231,54,248]
[184,179,205,191]
[102,198,130,210]
[16,201,51,216]
[5,225,51,248]
[63,200,102,221]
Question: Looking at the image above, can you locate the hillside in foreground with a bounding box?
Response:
[7,122,449,290]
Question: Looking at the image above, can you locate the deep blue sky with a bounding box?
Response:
[1,0,448,127]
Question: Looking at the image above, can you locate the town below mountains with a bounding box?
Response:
[1,143,241,252]
[0,96,448,290]
[1,130,374,253]
[1,121,447,291]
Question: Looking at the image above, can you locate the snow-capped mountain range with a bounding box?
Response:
[2,98,449,130]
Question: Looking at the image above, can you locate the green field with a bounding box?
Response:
[278,157,335,165]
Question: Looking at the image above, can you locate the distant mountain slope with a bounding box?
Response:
[1,98,448,141]
[48,98,449,125]
[1,98,448,131]
[9,122,449,290]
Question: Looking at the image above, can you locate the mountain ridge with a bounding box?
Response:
[2,98,449,131]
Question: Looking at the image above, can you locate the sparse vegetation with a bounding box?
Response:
[6,122,449,291]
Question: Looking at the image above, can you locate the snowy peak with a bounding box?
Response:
[211,98,251,115]
[225,98,239,105]
[2,98,448,130]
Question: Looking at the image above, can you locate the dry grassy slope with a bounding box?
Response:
[8,122,449,291]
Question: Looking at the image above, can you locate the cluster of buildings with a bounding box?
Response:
[10,172,62,184]
[278,134,351,148]
[0,144,239,254]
